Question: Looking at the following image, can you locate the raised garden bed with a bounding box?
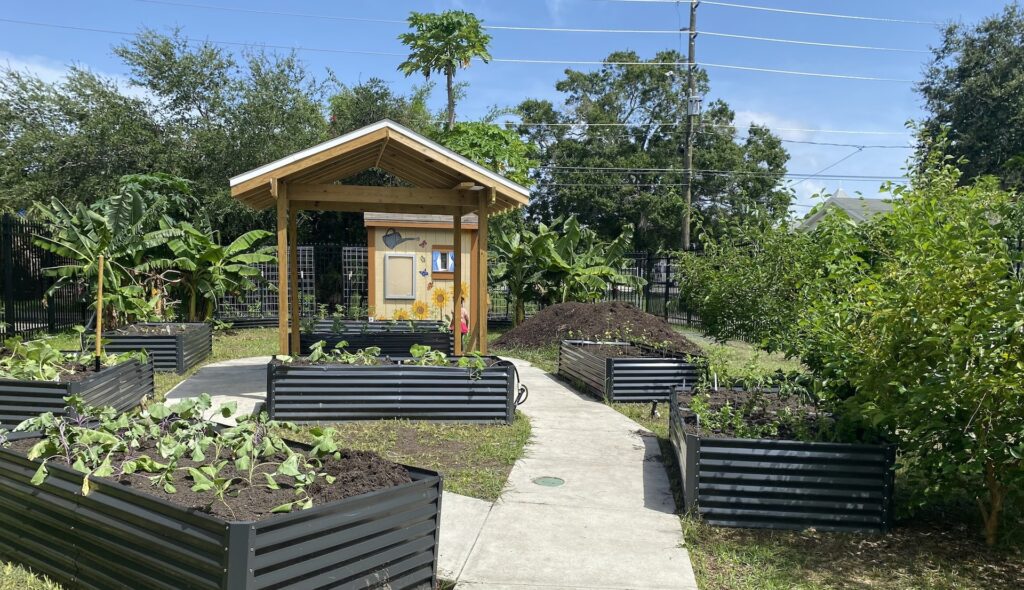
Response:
[267,357,522,424]
[0,434,442,590]
[557,340,699,402]
[94,323,213,374]
[0,359,154,427]
[301,320,453,357]
[668,388,896,533]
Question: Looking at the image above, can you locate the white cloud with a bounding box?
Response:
[733,109,813,141]
[0,51,147,99]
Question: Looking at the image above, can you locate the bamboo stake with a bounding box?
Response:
[95,255,104,369]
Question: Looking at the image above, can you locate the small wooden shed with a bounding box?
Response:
[363,212,479,323]
[229,119,530,356]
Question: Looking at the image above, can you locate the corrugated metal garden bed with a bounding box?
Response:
[0,435,442,590]
[557,340,699,402]
[94,323,213,374]
[301,320,453,357]
[267,358,520,424]
[0,359,154,427]
[669,390,896,533]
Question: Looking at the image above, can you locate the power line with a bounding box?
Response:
[788,148,865,188]
[506,120,911,136]
[130,0,927,53]
[537,165,903,180]
[591,0,942,25]
[0,16,915,82]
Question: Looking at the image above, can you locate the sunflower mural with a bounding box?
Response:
[460,281,470,301]
[392,308,410,321]
[411,300,430,320]
[431,287,451,318]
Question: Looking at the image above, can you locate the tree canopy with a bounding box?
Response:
[918,3,1024,190]
[517,50,791,251]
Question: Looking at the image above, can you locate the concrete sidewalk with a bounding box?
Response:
[454,359,697,590]
[164,356,271,422]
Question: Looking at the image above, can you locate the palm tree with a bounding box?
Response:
[397,10,492,129]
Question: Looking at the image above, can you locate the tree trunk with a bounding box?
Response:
[514,298,526,327]
[446,68,456,129]
[977,459,1006,546]
[188,287,197,323]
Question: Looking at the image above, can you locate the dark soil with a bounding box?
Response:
[493,302,701,355]
[110,323,198,336]
[677,388,827,440]
[6,438,412,522]
[278,357,500,368]
[578,344,658,359]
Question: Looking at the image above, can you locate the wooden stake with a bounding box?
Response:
[95,255,104,362]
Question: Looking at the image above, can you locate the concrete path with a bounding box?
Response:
[164,356,697,589]
[454,359,697,590]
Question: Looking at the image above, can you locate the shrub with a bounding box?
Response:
[796,153,1024,545]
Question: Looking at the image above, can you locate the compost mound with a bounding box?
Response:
[493,302,700,355]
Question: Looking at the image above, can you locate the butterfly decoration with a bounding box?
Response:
[419,269,429,277]
[427,281,434,291]
[419,255,426,263]
[419,240,428,248]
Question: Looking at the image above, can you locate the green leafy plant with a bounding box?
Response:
[457,351,487,379]
[409,344,448,366]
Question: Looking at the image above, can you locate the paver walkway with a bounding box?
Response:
[165,356,697,589]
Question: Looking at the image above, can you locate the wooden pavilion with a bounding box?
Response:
[229,119,530,356]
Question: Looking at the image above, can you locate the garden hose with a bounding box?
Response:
[496,360,529,407]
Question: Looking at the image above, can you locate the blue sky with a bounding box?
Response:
[0,0,1009,214]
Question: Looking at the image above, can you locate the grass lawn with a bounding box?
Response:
[289,413,531,501]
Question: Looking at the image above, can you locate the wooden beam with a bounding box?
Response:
[477,189,491,355]
[367,229,376,319]
[275,184,289,355]
[374,131,390,168]
[288,206,300,355]
[289,185,472,207]
[468,227,480,351]
[453,209,463,356]
[290,201,463,215]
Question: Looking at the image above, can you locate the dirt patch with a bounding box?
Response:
[677,388,828,440]
[493,302,700,355]
[275,356,501,368]
[5,438,411,522]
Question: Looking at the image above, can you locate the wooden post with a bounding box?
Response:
[452,209,463,356]
[288,206,300,354]
[274,180,290,355]
[478,189,492,355]
[95,255,104,359]
[468,230,480,351]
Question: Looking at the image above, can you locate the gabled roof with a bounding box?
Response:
[229,119,530,212]
[798,189,894,230]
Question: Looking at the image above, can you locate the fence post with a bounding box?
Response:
[663,256,670,321]
[642,252,653,314]
[1,214,13,334]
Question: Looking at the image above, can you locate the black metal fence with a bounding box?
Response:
[0,214,89,337]
[215,246,317,324]
[605,252,701,328]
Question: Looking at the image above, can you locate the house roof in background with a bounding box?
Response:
[798,189,894,230]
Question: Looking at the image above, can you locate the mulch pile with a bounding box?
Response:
[492,302,701,355]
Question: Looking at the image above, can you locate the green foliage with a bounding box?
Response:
[409,344,448,366]
[434,122,536,188]
[303,340,381,365]
[517,51,791,250]
[491,216,644,325]
[141,221,275,322]
[918,4,1024,191]
[32,174,191,328]
[794,148,1024,545]
[398,10,492,128]
[13,394,339,515]
[0,338,144,382]
[676,221,819,352]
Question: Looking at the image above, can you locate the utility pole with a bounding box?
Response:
[682,0,699,251]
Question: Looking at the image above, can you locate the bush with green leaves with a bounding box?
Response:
[676,221,819,352]
[794,151,1024,545]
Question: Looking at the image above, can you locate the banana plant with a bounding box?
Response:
[140,221,275,322]
[540,216,643,304]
